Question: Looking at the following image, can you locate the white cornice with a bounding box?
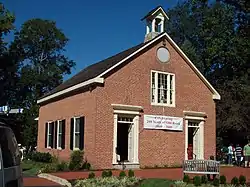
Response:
[111,104,143,112]
[37,77,104,104]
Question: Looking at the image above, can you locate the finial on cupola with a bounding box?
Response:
[141,6,169,42]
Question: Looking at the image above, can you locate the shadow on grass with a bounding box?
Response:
[22,160,46,177]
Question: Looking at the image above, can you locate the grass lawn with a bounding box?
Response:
[21,160,46,176]
[139,179,173,187]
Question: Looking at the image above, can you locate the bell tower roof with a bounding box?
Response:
[141,6,169,21]
[142,6,169,42]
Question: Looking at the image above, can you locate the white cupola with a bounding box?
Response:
[141,6,169,42]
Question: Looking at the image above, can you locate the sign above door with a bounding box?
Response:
[144,114,183,131]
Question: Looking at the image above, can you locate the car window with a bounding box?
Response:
[0,127,21,168]
[0,147,2,170]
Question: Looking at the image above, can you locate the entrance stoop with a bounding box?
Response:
[113,163,140,170]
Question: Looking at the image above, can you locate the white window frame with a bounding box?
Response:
[150,70,175,107]
[57,120,63,150]
[47,121,53,149]
[73,117,81,150]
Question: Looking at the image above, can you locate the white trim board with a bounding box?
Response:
[151,7,169,20]
[37,77,104,104]
[37,32,220,104]
[111,104,143,111]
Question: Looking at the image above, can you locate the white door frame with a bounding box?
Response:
[111,104,142,165]
[184,111,206,160]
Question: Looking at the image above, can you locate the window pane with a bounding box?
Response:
[158,73,167,103]
[58,121,62,133]
[48,135,52,147]
[170,90,173,104]
[151,72,155,102]
[58,134,62,148]
[170,75,173,90]
[170,75,173,104]
[75,118,80,132]
[49,123,53,134]
[74,133,80,148]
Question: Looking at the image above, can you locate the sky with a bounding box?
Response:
[4,0,180,80]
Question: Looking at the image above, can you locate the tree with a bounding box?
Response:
[10,19,75,148]
[166,0,250,144]
[0,3,15,52]
[0,3,17,106]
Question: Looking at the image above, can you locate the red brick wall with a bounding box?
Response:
[37,91,98,166]
[93,39,216,169]
[37,37,216,169]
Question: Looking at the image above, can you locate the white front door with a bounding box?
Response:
[186,120,204,160]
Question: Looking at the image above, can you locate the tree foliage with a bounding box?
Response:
[10,19,75,107]
[166,0,250,144]
[9,19,75,148]
[0,3,75,148]
[0,3,17,106]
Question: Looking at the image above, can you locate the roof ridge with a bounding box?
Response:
[57,42,145,85]
[39,41,151,100]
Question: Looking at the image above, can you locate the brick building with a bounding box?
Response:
[37,6,220,169]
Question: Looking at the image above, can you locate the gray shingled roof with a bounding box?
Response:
[40,41,151,99]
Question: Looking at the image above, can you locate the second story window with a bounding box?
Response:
[151,70,175,106]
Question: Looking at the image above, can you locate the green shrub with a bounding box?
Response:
[102,170,109,178]
[183,174,190,183]
[51,155,59,163]
[29,152,53,163]
[119,171,126,178]
[82,161,91,170]
[69,150,84,171]
[171,163,182,168]
[220,175,227,184]
[56,161,68,171]
[107,170,113,177]
[239,175,246,185]
[210,155,215,160]
[88,172,95,179]
[74,176,140,187]
[213,178,220,187]
[68,162,75,171]
[24,152,33,160]
[128,169,135,177]
[231,177,239,185]
[201,175,208,184]
[39,164,56,173]
[193,176,201,186]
